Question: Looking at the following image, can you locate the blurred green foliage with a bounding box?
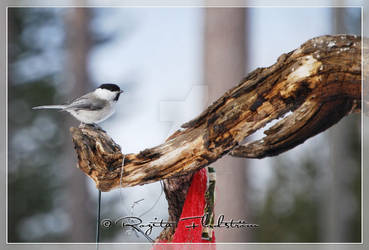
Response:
[8,8,122,242]
[8,8,67,242]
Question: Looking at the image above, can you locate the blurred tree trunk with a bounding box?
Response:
[63,7,94,242]
[204,7,249,242]
[321,5,361,242]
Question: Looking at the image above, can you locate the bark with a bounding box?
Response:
[71,34,361,191]
[156,173,194,241]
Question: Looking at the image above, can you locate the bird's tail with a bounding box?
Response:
[32,105,66,110]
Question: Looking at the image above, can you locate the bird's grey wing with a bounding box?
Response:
[65,94,106,111]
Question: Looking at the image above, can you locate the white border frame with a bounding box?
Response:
[2,1,367,249]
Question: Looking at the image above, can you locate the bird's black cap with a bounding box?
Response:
[98,83,121,92]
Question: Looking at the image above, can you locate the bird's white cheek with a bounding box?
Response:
[94,88,116,100]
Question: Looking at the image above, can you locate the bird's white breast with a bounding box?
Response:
[68,104,115,124]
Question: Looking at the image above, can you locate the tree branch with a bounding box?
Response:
[70,35,361,192]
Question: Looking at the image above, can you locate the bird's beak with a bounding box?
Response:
[120,90,124,94]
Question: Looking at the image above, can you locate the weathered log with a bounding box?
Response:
[71,35,361,192]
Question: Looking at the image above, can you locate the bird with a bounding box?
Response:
[33,83,123,125]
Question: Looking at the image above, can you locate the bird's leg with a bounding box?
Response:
[78,123,106,132]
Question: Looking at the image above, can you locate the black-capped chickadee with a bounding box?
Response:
[33,83,123,124]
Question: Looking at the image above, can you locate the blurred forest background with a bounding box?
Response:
[8,5,362,243]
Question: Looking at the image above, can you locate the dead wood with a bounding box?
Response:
[71,35,361,191]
